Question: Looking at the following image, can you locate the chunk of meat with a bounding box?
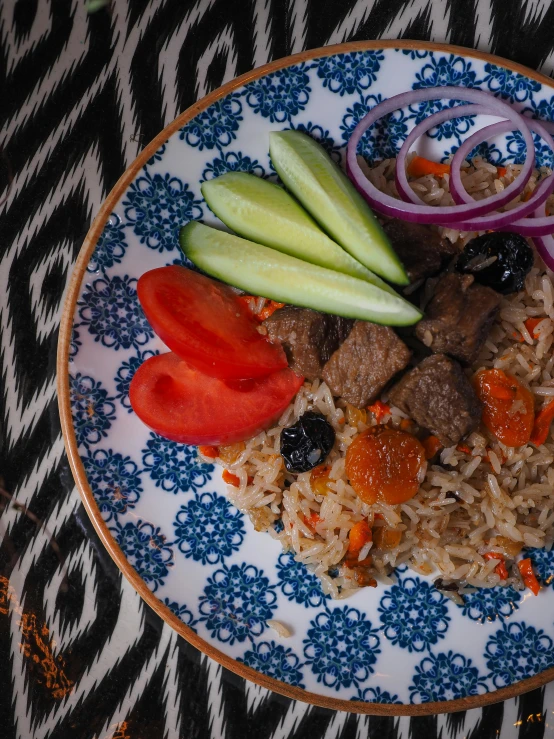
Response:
[263,307,353,379]
[381,218,458,283]
[322,321,411,408]
[389,354,482,447]
[415,272,501,364]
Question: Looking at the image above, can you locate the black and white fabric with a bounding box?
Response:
[2,1,554,737]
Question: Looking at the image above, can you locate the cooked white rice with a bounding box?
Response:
[199,155,554,599]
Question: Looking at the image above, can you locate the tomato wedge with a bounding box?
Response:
[129,352,304,445]
[137,266,287,379]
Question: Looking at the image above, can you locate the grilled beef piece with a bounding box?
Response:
[381,218,459,283]
[388,354,482,447]
[263,307,353,379]
[415,272,501,364]
[322,321,411,408]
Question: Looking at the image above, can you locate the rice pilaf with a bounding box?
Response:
[199,155,554,600]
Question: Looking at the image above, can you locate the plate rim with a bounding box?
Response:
[57,38,554,715]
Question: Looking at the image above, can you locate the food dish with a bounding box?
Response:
[58,41,554,714]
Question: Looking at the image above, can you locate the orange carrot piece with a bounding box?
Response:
[367,400,391,423]
[473,369,535,447]
[348,520,372,555]
[518,558,540,595]
[456,443,471,454]
[483,551,509,579]
[525,317,543,338]
[530,399,554,446]
[222,470,240,486]
[497,166,507,177]
[422,435,443,459]
[399,418,413,430]
[258,300,285,321]
[304,511,322,531]
[199,445,219,458]
[407,155,451,178]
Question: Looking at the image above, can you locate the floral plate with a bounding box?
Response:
[58,41,554,715]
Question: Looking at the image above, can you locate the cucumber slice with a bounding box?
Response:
[202,172,393,291]
[180,222,421,326]
[269,130,409,285]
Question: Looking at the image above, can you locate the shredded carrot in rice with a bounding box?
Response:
[407,155,450,178]
[518,558,540,595]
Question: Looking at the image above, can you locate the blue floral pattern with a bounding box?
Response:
[341,94,408,162]
[401,49,430,60]
[123,168,202,251]
[142,433,213,493]
[87,215,127,272]
[114,349,159,411]
[198,563,277,644]
[179,93,243,150]
[528,95,554,123]
[316,51,383,96]
[111,520,173,592]
[83,448,142,522]
[147,143,167,165]
[239,641,305,688]
[201,151,265,181]
[245,65,310,123]
[410,651,488,703]
[353,686,401,704]
[413,54,479,90]
[303,607,380,690]
[173,492,244,565]
[486,622,554,688]
[78,275,153,350]
[276,552,328,608]
[70,373,116,447]
[527,547,554,586]
[293,122,342,163]
[379,577,449,652]
[505,130,554,168]
[459,586,521,622]
[483,63,541,103]
[464,140,504,164]
[70,327,81,360]
[162,597,196,629]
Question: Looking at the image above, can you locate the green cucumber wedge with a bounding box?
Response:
[269,130,409,285]
[180,222,421,326]
[201,172,394,292]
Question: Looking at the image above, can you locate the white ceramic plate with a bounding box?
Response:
[58,40,554,715]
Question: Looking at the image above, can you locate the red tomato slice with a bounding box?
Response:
[129,352,304,445]
[137,266,287,379]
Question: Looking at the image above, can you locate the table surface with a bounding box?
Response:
[3,1,554,737]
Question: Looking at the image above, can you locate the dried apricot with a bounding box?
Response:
[473,369,534,447]
[345,426,426,505]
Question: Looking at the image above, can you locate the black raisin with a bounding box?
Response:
[280,411,335,473]
[456,232,534,294]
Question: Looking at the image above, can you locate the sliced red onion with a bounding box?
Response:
[394,105,553,232]
[533,200,554,270]
[395,104,532,212]
[448,116,554,235]
[440,117,554,231]
[346,86,536,224]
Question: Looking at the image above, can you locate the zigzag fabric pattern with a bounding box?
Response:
[2,1,554,737]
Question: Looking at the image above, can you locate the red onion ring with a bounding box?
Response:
[444,117,554,232]
[393,105,554,232]
[448,118,554,236]
[346,86,536,224]
[394,104,533,212]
